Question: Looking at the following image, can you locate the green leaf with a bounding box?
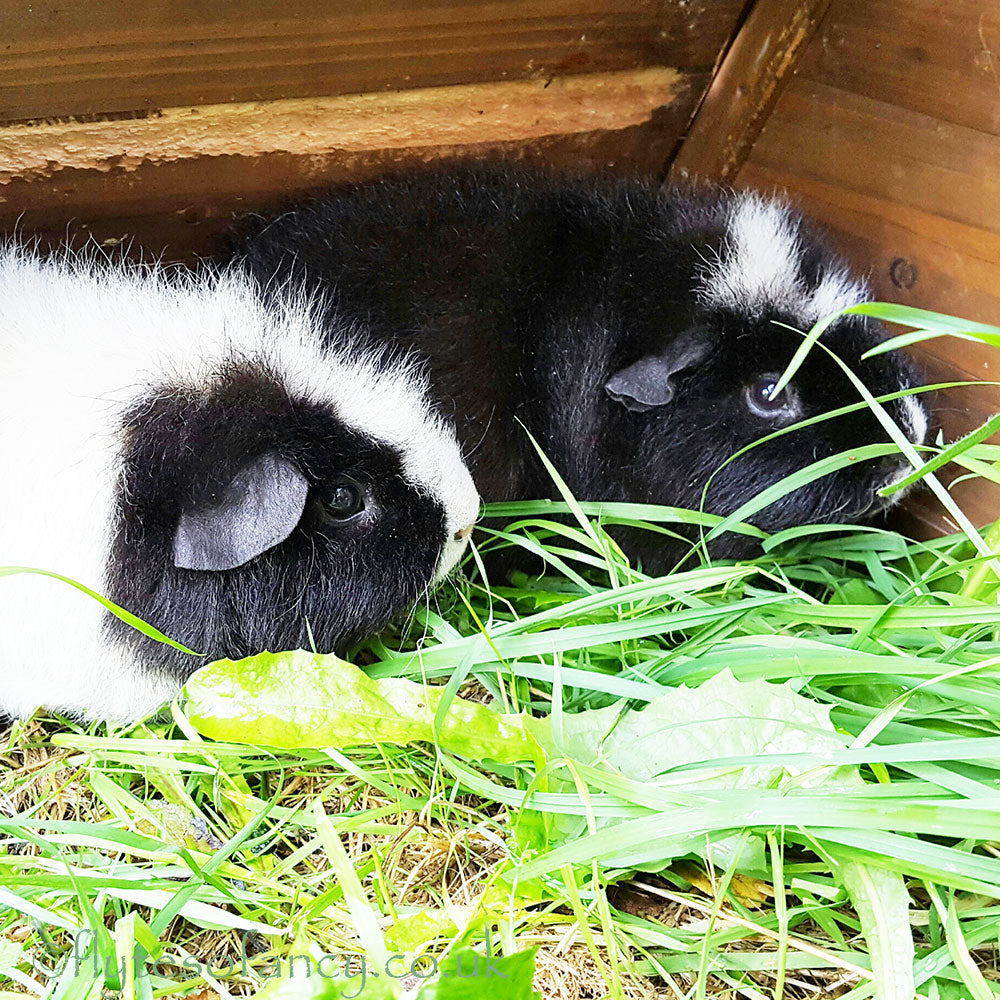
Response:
[927,886,997,1000]
[839,860,916,1000]
[846,301,1000,347]
[521,670,915,998]
[523,669,857,856]
[830,578,885,605]
[252,958,398,1000]
[313,798,389,970]
[416,948,540,1000]
[383,911,455,954]
[247,947,539,1000]
[183,649,536,763]
[0,939,24,976]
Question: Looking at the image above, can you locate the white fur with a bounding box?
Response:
[697,193,869,323]
[900,391,929,446]
[0,247,478,723]
[807,267,869,322]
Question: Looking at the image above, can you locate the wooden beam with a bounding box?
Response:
[668,0,834,183]
[0,68,685,186]
[0,67,700,261]
[0,0,744,123]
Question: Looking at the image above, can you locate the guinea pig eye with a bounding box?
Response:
[323,478,366,521]
[743,375,798,420]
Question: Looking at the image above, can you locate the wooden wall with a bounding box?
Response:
[4,0,997,534]
[0,0,748,259]
[733,0,1000,533]
[0,0,740,120]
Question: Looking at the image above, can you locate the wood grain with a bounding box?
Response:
[669,0,833,183]
[746,79,1000,239]
[0,68,701,261]
[740,74,1000,457]
[0,68,684,185]
[740,79,1000,388]
[0,0,742,122]
[797,0,1000,135]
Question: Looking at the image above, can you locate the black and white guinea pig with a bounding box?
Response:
[0,246,479,724]
[230,163,929,571]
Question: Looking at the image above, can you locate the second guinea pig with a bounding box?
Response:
[230,164,929,572]
[0,246,480,724]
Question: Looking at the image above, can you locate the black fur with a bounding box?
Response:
[107,362,447,681]
[230,163,926,572]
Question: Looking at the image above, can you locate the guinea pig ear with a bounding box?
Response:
[172,451,310,572]
[605,328,712,413]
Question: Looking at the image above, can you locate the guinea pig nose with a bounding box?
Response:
[454,523,475,541]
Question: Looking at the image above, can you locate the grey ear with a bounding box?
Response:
[173,452,310,572]
[605,329,713,413]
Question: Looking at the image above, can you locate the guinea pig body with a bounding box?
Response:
[0,247,479,723]
[232,165,928,570]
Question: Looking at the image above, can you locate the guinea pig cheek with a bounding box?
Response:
[875,393,930,506]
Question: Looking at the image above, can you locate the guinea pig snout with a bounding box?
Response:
[433,520,476,584]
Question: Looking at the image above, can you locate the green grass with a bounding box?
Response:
[4,302,1000,999]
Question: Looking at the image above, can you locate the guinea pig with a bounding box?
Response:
[0,246,480,724]
[227,163,929,572]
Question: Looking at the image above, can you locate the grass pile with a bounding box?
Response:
[3,303,1000,1000]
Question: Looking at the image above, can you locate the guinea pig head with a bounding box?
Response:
[603,191,929,567]
[107,352,479,674]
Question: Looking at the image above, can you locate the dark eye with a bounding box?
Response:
[323,478,365,520]
[743,375,797,419]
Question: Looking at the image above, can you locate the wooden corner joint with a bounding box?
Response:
[668,0,835,184]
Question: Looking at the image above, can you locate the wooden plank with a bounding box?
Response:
[796,0,1000,136]
[739,161,1000,441]
[745,78,1000,238]
[902,462,1000,535]
[739,76,1000,413]
[899,485,999,537]
[0,0,742,122]
[0,68,686,184]
[899,349,1000,536]
[669,0,832,183]
[0,68,701,261]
